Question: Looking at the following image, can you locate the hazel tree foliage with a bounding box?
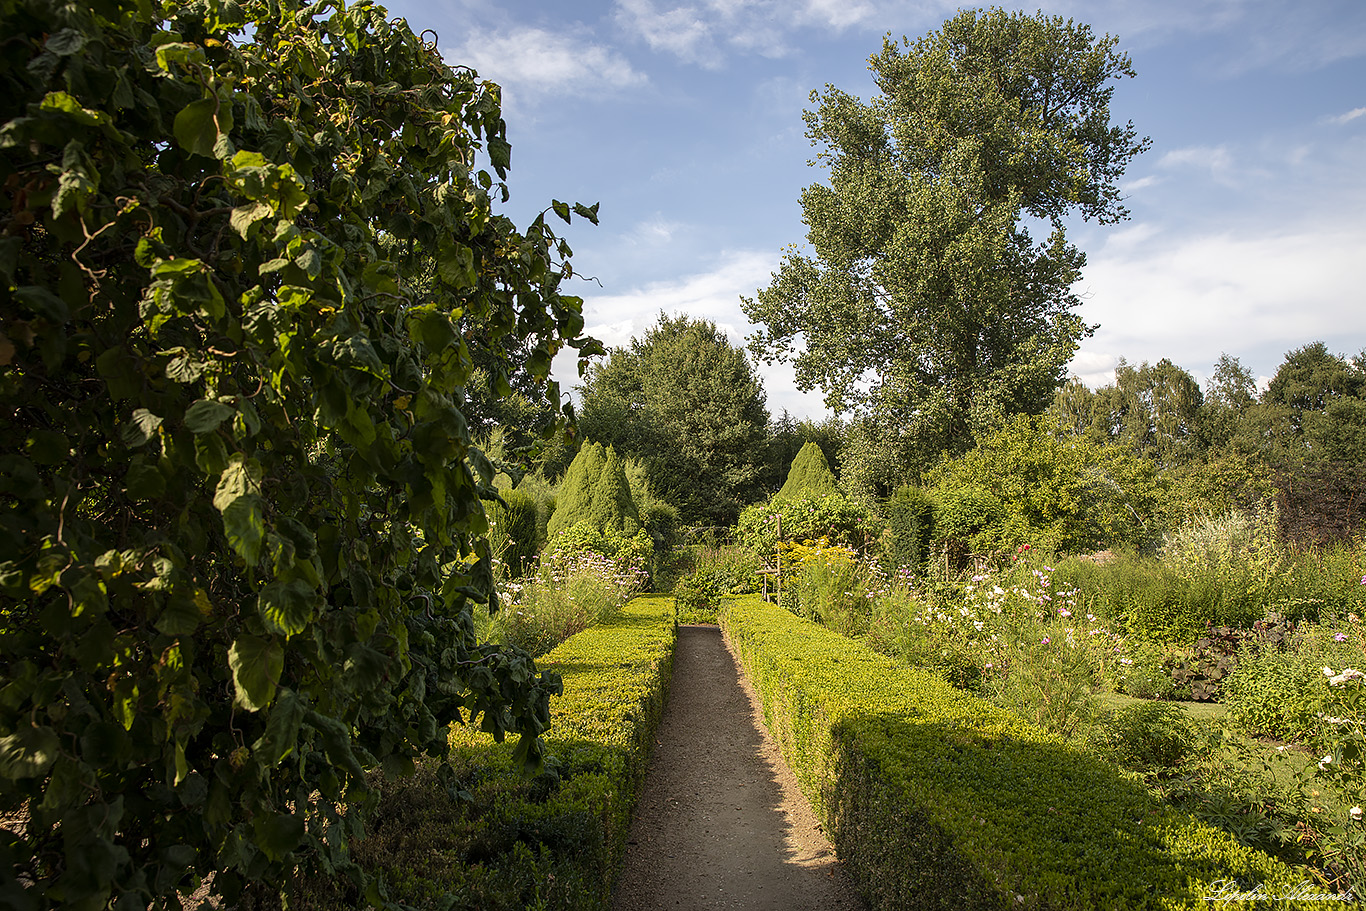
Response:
[0,0,602,908]
[744,8,1149,466]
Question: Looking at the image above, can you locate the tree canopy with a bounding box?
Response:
[0,0,600,906]
[743,8,1148,465]
[578,313,769,525]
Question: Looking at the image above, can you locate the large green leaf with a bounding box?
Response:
[257,577,315,636]
[214,453,262,511]
[253,688,304,766]
[173,96,233,158]
[184,399,235,433]
[120,408,163,448]
[223,494,265,565]
[0,725,61,779]
[228,634,283,712]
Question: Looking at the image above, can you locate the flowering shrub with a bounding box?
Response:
[1297,664,1365,893]
[1222,618,1365,744]
[789,544,883,637]
[735,494,880,559]
[859,555,1140,736]
[1162,508,1287,627]
[485,524,649,656]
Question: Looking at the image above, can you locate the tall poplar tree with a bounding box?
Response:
[744,8,1148,470]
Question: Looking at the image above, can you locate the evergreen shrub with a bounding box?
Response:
[776,441,839,501]
[879,484,936,573]
[547,442,640,539]
[320,596,677,910]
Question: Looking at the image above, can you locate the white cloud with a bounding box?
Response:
[1048,0,1366,74]
[614,0,728,67]
[1157,145,1241,186]
[800,0,880,30]
[612,0,891,67]
[1070,219,1366,386]
[445,27,646,104]
[1327,106,1366,126]
[552,249,832,418]
[1120,175,1162,194]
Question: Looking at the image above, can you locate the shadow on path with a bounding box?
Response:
[611,625,865,911]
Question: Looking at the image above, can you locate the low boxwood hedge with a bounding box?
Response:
[313,595,676,910]
[720,595,1326,910]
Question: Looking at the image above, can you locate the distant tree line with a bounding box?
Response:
[507,327,1365,551]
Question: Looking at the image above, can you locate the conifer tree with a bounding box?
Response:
[776,442,840,501]
[547,443,640,537]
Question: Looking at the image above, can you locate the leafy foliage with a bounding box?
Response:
[1071,358,1206,468]
[735,494,878,560]
[1091,702,1203,779]
[924,415,1160,559]
[744,9,1147,463]
[0,1,602,906]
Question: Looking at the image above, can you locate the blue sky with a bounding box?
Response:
[383,0,1366,420]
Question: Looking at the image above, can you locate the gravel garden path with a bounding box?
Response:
[611,625,866,911]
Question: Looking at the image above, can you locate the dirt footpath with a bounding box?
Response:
[611,625,866,911]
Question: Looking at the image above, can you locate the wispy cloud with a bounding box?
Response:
[612,0,891,67]
[1156,145,1243,187]
[1326,106,1366,126]
[613,0,726,67]
[446,27,646,106]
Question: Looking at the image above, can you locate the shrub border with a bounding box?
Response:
[720,595,1325,910]
[353,595,676,909]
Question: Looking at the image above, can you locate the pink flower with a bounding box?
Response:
[1058,608,1072,618]
[1041,636,1051,645]
[1336,633,1349,642]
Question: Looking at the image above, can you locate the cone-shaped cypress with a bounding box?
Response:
[547,442,641,538]
[593,446,641,536]
[776,441,839,501]
[547,441,607,539]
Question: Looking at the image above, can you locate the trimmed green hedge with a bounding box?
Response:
[323,595,676,910]
[720,595,1321,910]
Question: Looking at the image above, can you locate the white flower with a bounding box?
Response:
[1351,807,1363,821]
[1319,754,1333,769]
[1328,668,1365,686]
[1325,666,1336,677]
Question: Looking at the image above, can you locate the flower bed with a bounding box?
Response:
[327,595,677,910]
[721,595,1322,910]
